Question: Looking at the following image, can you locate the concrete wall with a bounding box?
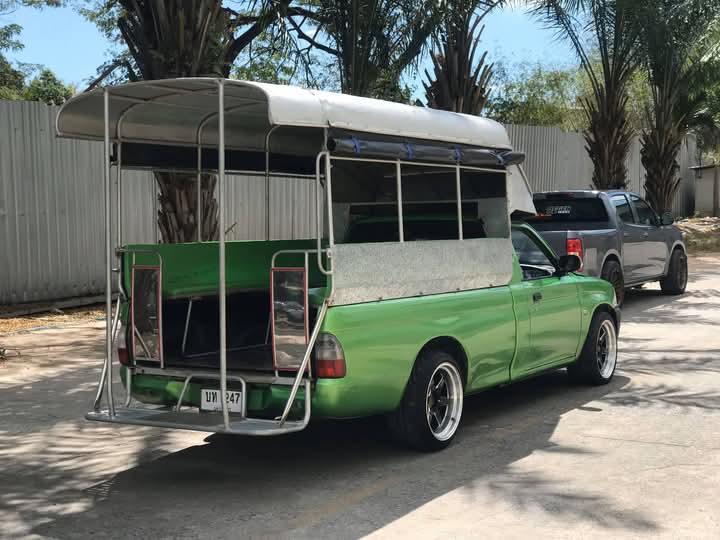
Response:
[693,166,720,217]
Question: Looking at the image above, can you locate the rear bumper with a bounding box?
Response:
[88,372,312,436]
[123,365,355,414]
[124,368,308,419]
[86,407,308,436]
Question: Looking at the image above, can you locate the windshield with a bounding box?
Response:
[529,197,608,222]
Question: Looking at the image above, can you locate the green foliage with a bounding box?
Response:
[286,1,447,99]
[0,53,24,91]
[636,0,720,212]
[79,1,292,88]
[486,61,584,129]
[0,23,22,51]
[23,68,73,104]
[233,30,339,89]
[424,12,494,115]
[529,0,643,190]
[0,55,73,104]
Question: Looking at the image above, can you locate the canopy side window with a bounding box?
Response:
[460,169,508,239]
[330,158,508,245]
[400,164,462,241]
[330,160,400,244]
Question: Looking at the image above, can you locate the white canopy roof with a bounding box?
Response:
[56,78,513,151]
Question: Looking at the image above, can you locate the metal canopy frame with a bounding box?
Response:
[95,80,328,433]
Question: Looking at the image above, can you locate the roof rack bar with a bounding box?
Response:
[329,154,507,175]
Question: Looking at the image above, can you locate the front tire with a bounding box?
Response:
[568,312,618,385]
[600,260,625,306]
[660,248,688,295]
[388,350,464,452]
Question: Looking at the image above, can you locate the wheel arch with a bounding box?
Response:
[600,250,622,274]
[416,336,469,388]
[592,303,620,332]
[663,241,687,274]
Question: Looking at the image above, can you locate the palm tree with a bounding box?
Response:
[423,4,497,114]
[286,1,447,99]
[531,0,642,190]
[637,1,720,213]
[98,0,287,243]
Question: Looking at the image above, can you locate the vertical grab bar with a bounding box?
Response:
[278,300,327,426]
[103,88,115,417]
[315,152,332,276]
[217,79,229,430]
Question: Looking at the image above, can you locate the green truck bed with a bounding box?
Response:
[122,239,327,299]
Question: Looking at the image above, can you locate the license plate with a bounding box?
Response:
[200,389,243,413]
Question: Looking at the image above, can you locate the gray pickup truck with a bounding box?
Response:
[523,190,687,304]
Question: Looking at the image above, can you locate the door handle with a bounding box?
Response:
[643,232,649,238]
[623,232,629,238]
[532,292,543,303]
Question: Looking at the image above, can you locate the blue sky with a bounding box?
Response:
[3,4,578,90]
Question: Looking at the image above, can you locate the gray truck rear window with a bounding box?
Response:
[531,198,608,222]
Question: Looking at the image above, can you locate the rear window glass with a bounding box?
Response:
[345,218,486,243]
[530,198,608,222]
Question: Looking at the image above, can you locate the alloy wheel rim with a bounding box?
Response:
[425,362,464,441]
[596,319,618,379]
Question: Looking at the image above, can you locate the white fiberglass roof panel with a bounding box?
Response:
[56,78,513,151]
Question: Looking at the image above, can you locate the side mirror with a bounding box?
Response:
[661,212,674,226]
[557,254,582,274]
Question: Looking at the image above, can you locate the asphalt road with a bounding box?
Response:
[1,256,719,539]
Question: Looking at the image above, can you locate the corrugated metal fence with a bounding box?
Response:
[0,101,698,305]
[505,124,698,216]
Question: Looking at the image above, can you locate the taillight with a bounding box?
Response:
[314,333,346,378]
[118,347,130,366]
[566,238,584,271]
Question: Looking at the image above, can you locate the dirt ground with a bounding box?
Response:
[1,256,719,539]
[677,216,720,253]
[0,306,104,336]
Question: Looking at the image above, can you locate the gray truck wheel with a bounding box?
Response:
[388,350,464,452]
[600,260,624,306]
[568,312,618,385]
[660,248,687,295]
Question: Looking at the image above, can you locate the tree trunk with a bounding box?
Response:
[641,77,683,214]
[155,171,218,243]
[582,89,633,190]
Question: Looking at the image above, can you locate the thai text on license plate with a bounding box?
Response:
[200,389,243,413]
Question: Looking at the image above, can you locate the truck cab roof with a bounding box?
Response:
[533,190,641,199]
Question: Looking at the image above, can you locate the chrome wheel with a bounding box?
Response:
[596,319,617,379]
[425,362,463,441]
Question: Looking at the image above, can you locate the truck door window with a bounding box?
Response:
[630,195,658,226]
[611,195,634,224]
[511,230,556,280]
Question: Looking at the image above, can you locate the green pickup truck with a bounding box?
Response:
[120,220,618,451]
[57,78,620,452]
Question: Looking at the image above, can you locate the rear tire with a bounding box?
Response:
[388,350,464,452]
[660,248,688,295]
[567,312,618,385]
[600,260,625,306]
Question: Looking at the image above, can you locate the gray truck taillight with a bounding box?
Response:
[314,333,346,378]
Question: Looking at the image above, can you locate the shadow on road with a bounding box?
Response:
[12,259,720,537]
[27,372,661,538]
